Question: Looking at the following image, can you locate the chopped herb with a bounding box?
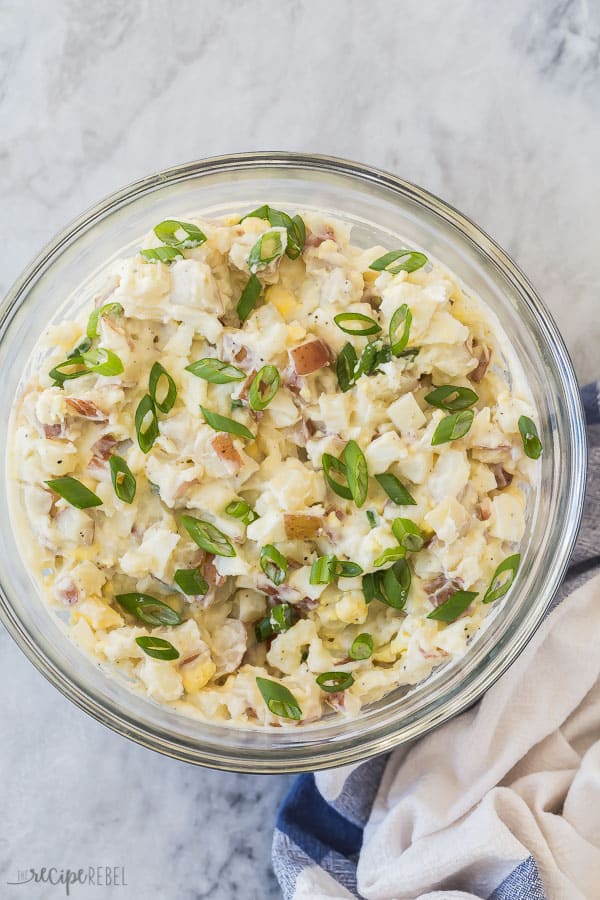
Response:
[153,219,206,249]
[483,554,520,604]
[248,229,285,272]
[225,500,259,526]
[140,246,183,264]
[249,365,280,411]
[256,676,302,720]
[369,249,428,274]
[116,592,182,627]
[333,312,381,336]
[255,603,295,642]
[185,358,246,383]
[518,415,542,459]
[135,636,180,660]
[316,671,354,693]
[173,568,209,596]
[389,304,412,356]
[86,302,124,340]
[45,476,102,510]
[343,440,369,508]
[260,545,288,586]
[350,633,373,660]
[237,273,262,322]
[200,406,254,440]
[375,472,416,506]
[135,394,159,453]
[180,515,236,557]
[392,518,424,551]
[109,455,136,504]
[427,589,478,623]
[149,362,177,413]
[431,409,475,445]
[425,384,478,411]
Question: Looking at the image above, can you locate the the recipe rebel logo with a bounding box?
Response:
[7,865,128,895]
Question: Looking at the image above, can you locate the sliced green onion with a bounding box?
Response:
[66,337,93,359]
[375,472,417,506]
[483,554,521,604]
[310,554,337,585]
[372,546,406,568]
[174,568,209,596]
[316,671,354,693]
[185,358,246,383]
[140,246,183,264]
[181,514,235,557]
[427,589,478,623]
[392,518,424,551]
[343,440,368,508]
[389,304,412,356]
[369,249,428,274]
[200,406,254,440]
[350,633,373,660]
[358,338,391,376]
[153,219,206,249]
[425,384,479,411]
[82,347,124,377]
[109,455,136,504]
[242,206,306,259]
[431,409,475,446]
[116,592,182,627]
[260,545,287,586]
[149,362,177,413]
[237,273,262,322]
[333,312,381,336]
[49,348,124,386]
[249,365,280,410]
[49,356,90,385]
[135,394,159,453]
[135,636,180,661]
[288,215,306,259]
[225,499,259,526]
[248,229,284,273]
[336,560,364,578]
[363,559,411,606]
[397,347,420,361]
[256,676,302,720]
[382,559,411,609]
[242,204,270,221]
[86,302,124,340]
[45,476,102,509]
[366,510,377,528]
[518,415,542,459]
[362,572,380,604]
[336,342,359,393]
[309,555,363,584]
[322,453,352,500]
[255,603,295,642]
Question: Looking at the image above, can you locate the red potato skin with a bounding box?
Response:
[65,397,108,421]
[211,433,242,469]
[284,514,322,540]
[289,340,331,376]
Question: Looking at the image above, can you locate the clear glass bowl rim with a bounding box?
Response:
[0,152,587,772]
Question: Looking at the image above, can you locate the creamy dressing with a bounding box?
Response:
[8,210,538,727]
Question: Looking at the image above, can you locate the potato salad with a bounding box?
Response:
[9,207,542,727]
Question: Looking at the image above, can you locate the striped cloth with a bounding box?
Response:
[273,383,600,900]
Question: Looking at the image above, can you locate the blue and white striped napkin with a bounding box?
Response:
[273,383,600,900]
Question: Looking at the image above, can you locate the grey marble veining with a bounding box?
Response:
[1,1,599,898]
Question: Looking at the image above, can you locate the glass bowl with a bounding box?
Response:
[0,153,586,773]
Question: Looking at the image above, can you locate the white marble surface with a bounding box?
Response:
[1,1,599,897]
